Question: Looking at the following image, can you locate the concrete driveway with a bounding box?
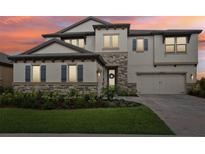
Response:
[123,95,205,136]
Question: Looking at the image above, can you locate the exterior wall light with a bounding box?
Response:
[97,72,101,77]
[191,74,194,80]
[97,69,101,77]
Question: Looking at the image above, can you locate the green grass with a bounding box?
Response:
[0,106,174,135]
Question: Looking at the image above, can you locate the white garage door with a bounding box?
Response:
[137,74,185,94]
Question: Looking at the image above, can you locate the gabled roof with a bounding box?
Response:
[8,39,106,66]
[0,52,12,66]
[56,16,111,33]
[21,39,93,55]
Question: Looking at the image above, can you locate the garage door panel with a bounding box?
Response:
[137,74,185,94]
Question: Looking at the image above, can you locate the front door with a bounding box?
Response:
[108,68,117,87]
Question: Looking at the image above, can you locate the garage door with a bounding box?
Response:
[137,74,185,94]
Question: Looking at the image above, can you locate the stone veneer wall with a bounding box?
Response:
[13,82,98,94]
[99,52,134,92]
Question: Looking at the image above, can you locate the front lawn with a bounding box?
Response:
[0,106,173,135]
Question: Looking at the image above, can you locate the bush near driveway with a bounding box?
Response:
[189,78,205,97]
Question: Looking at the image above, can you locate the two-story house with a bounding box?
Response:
[9,16,202,94]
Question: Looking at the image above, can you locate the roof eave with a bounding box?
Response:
[8,54,106,66]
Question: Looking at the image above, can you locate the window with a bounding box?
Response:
[32,66,40,82]
[69,65,77,82]
[71,39,77,46]
[61,65,83,82]
[165,37,187,53]
[133,38,148,52]
[137,39,144,52]
[112,35,119,48]
[78,39,85,48]
[176,37,187,52]
[165,37,175,53]
[103,35,119,49]
[65,39,85,48]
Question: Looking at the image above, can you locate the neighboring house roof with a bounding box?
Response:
[8,39,106,66]
[0,52,12,66]
[42,32,95,38]
[56,16,111,33]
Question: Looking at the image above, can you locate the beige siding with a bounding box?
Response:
[154,34,198,64]
[63,20,103,33]
[127,35,198,85]
[33,43,78,54]
[13,61,98,83]
[14,63,26,82]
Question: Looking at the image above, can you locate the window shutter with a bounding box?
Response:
[77,65,83,82]
[132,39,136,51]
[25,65,31,82]
[41,65,46,82]
[61,65,67,82]
[144,39,148,51]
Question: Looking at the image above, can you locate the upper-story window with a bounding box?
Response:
[103,34,119,49]
[132,38,148,52]
[65,39,85,48]
[165,37,187,53]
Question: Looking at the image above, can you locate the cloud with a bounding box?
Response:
[0,16,205,55]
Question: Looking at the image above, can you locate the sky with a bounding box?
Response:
[0,16,205,79]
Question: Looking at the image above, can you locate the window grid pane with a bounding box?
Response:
[177,37,187,44]
[176,45,186,52]
[32,66,40,82]
[104,35,111,48]
[65,39,71,44]
[112,35,119,48]
[71,39,77,46]
[69,65,77,82]
[165,45,175,53]
[78,39,85,48]
[137,39,144,51]
[165,37,175,45]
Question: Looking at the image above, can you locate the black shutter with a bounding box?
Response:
[77,65,83,82]
[41,65,46,82]
[25,65,31,82]
[144,39,148,51]
[132,39,136,51]
[61,65,67,82]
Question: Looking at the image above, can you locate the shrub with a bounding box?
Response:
[0,86,14,95]
[0,89,140,110]
[189,78,205,97]
[102,86,116,101]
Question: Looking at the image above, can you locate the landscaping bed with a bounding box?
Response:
[0,107,174,134]
[0,88,139,110]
